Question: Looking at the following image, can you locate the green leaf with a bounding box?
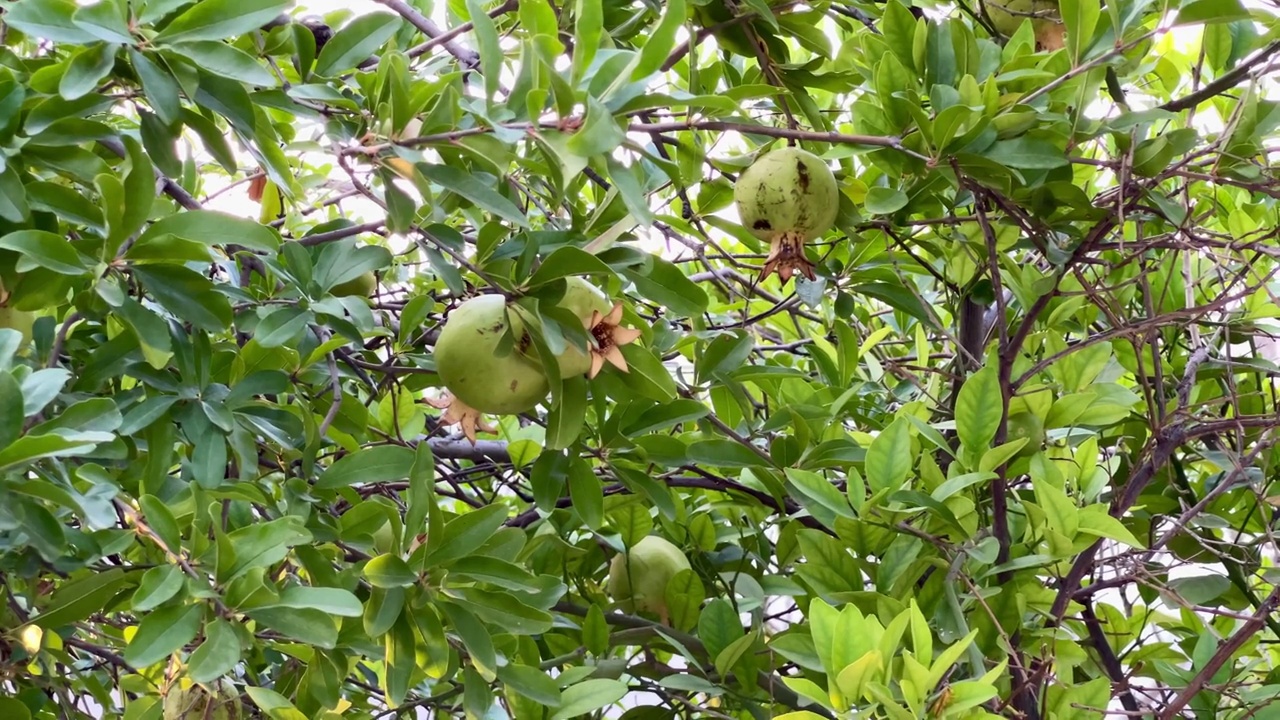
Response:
[687,439,771,468]
[384,613,416,707]
[423,504,508,567]
[59,42,117,100]
[464,0,502,100]
[546,375,588,450]
[630,0,685,80]
[245,607,338,648]
[786,468,856,522]
[986,138,1070,170]
[955,366,1001,453]
[615,344,677,401]
[29,568,136,629]
[71,1,134,44]
[313,13,402,76]
[1076,505,1145,548]
[1031,474,1078,539]
[245,687,309,720]
[135,210,280,252]
[0,372,22,451]
[137,495,182,553]
[0,698,30,720]
[219,516,312,583]
[566,97,625,157]
[0,166,29,223]
[623,257,710,318]
[123,603,204,668]
[864,187,909,215]
[167,42,277,86]
[3,0,96,44]
[526,247,615,288]
[0,230,88,275]
[315,445,416,489]
[0,434,104,472]
[417,163,529,227]
[697,598,743,660]
[498,664,562,707]
[550,679,627,720]
[188,619,241,682]
[130,49,182,126]
[665,568,705,633]
[154,0,293,42]
[131,565,186,613]
[567,457,604,529]
[364,554,418,588]
[269,586,364,616]
[1174,0,1251,25]
[440,601,497,678]
[865,417,912,493]
[1059,0,1100,64]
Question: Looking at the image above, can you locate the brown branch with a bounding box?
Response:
[372,0,481,69]
[1161,39,1280,112]
[1157,586,1280,719]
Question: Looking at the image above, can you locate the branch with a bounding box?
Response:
[1157,586,1280,720]
[1161,39,1280,112]
[296,220,386,247]
[627,120,910,154]
[373,0,480,69]
[423,438,511,463]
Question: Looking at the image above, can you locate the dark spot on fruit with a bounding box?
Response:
[487,322,504,333]
[753,219,772,230]
[510,380,518,392]
[796,161,810,190]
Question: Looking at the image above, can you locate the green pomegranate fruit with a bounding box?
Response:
[607,535,691,619]
[1005,412,1045,457]
[330,271,377,298]
[982,0,1065,50]
[434,294,551,415]
[544,277,611,378]
[733,146,839,283]
[163,681,241,720]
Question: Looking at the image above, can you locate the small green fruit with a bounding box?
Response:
[607,535,691,619]
[330,271,377,298]
[434,295,551,415]
[1005,412,1045,457]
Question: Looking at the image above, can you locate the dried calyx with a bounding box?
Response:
[733,146,839,283]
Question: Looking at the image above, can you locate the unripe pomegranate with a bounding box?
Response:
[733,146,839,283]
[1005,412,1045,458]
[543,277,611,378]
[434,295,550,415]
[982,0,1065,50]
[330,271,377,298]
[607,535,691,622]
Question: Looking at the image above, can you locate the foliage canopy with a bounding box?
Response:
[1,0,1280,718]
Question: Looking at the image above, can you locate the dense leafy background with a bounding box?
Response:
[2,0,1280,717]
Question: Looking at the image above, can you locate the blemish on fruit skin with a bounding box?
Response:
[753,219,772,230]
[509,380,518,392]
[796,161,810,190]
